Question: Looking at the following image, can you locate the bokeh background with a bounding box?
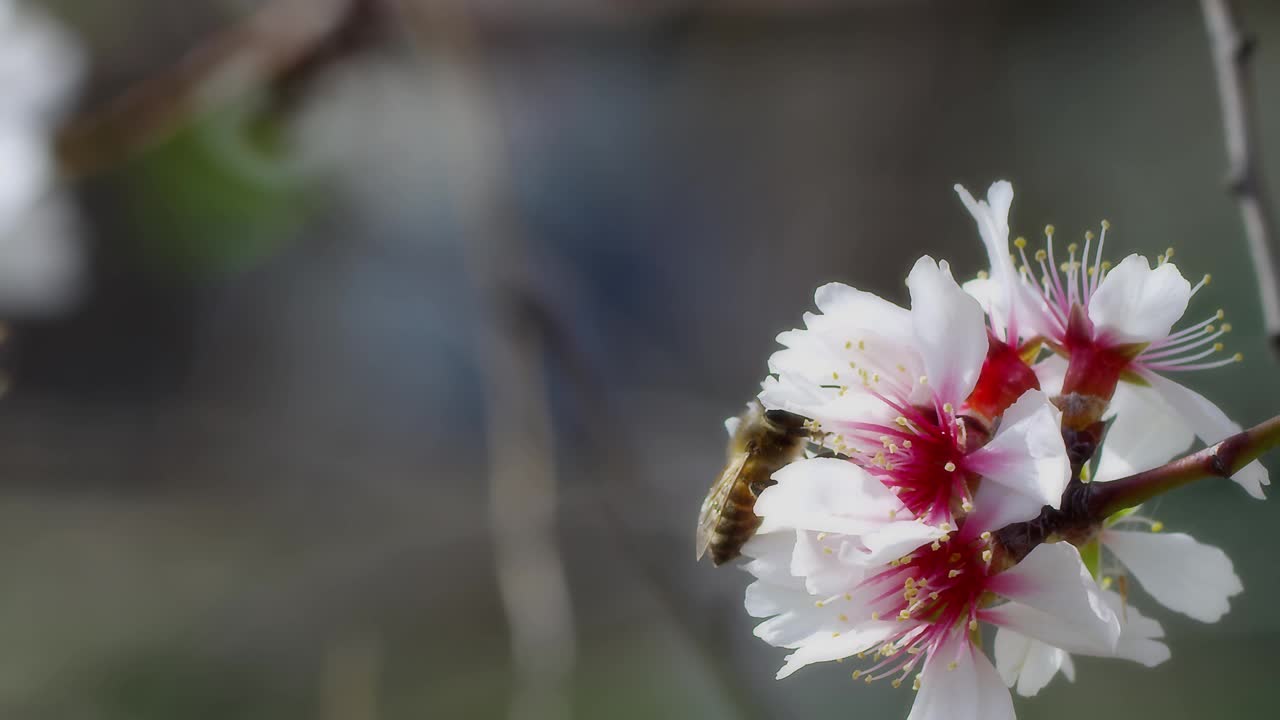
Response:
[1,0,1277,718]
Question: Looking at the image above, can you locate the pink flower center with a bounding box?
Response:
[842,534,996,689]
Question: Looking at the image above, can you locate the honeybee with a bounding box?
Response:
[696,401,811,566]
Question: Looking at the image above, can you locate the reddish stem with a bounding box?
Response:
[1088,413,1280,517]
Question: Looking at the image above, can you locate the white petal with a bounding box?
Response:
[811,281,914,346]
[754,458,914,536]
[1088,255,1192,344]
[993,627,1070,697]
[983,542,1120,655]
[858,520,947,565]
[966,389,1071,511]
[1143,372,1269,498]
[908,635,1014,720]
[1102,529,1243,622]
[956,182,1015,337]
[906,256,989,404]
[1102,591,1171,668]
[791,530,869,595]
[1094,380,1195,482]
[776,621,897,679]
[1031,354,1067,397]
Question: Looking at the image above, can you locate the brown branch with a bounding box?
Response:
[1087,413,1280,518]
[1200,0,1280,354]
[55,0,382,178]
[393,4,575,720]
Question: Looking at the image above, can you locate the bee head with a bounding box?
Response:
[763,409,808,435]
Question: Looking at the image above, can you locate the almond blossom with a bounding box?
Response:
[759,257,1067,532]
[956,180,1270,498]
[742,457,1119,720]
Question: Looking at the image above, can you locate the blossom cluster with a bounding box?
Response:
[740,181,1265,719]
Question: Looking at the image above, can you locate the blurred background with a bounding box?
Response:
[0,0,1277,717]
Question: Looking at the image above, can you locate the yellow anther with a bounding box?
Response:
[824,547,834,555]
[1222,323,1233,333]
[961,500,974,512]
[1202,273,1211,285]
[942,403,954,413]
[859,340,866,351]
[930,541,941,551]
[899,610,911,620]
[948,569,963,578]
[903,440,913,449]
[1084,230,1095,241]
[1165,247,1175,259]
[913,675,922,691]
[980,531,992,540]
[1101,260,1112,270]
[865,675,874,685]
[949,553,962,563]
[1213,343,1225,352]
[815,601,825,608]
[871,612,880,620]
[845,340,852,349]
[839,613,849,622]
[982,549,993,563]
[969,619,978,631]
[1101,219,1111,230]
[1068,242,1079,254]
[929,592,940,600]
[918,375,929,385]
[892,678,903,689]
[1014,236,1028,249]
[1035,249,1048,262]
[947,661,959,671]
[1151,521,1164,533]
[1217,309,1226,320]
[1234,353,1244,362]
[944,462,957,472]
[844,593,853,601]
[832,632,841,638]
[940,523,952,533]
[1101,576,1113,590]
[1045,224,1055,236]
[832,371,840,380]
[976,269,990,279]
[852,670,863,680]
[1205,325,1216,334]
[816,532,827,541]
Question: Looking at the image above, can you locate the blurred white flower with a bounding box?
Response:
[957,180,1269,499]
[0,0,85,315]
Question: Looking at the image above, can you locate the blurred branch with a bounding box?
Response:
[1200,0,1280,354]
[393,4,576,720]
[55,0,383,178]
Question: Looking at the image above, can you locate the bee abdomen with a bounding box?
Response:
[708,481,767,566]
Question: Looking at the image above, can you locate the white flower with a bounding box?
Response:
[995,590,1168,697]
[956,180,1269,499]
[0,0,85,315]
[992,519,1238,696]
[743,461,1120,720]
[760,257,1069,529]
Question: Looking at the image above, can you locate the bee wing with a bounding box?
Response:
[696,451,750,561]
